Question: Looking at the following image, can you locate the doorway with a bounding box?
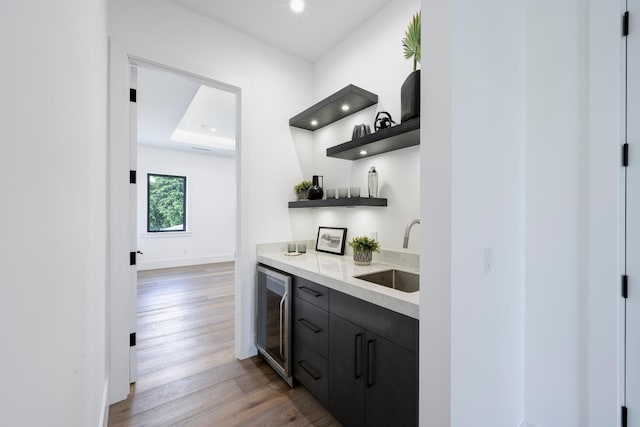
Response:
[129,61,238,382]
[107,39,248,404]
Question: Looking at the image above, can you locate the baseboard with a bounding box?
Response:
[99,378,109,427]
[520,419,538,427]
[137,254,235,271]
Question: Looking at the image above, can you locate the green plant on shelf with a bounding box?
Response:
[348,236,381,254]
[293,180,312,194]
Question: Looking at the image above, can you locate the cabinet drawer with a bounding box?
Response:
[294,339,329,409]
[294,296,328,358]
[293,277,329,310]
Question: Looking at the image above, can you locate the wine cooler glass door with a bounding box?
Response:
[256,265,292,385]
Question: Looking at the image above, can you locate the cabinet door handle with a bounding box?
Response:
[355,333,363,379]
[299,286,322,298]
[298,360,321,380]
[298,318,321,333]
[367,339,375,387]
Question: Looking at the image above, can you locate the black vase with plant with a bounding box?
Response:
[401,11,421,123]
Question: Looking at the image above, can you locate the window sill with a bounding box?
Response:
[141,231,192,238]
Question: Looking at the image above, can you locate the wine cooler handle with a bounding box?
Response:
[279,292,287,359]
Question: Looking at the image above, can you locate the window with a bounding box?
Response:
[147,173,187,232]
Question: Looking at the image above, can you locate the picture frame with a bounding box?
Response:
[316,226,348,255]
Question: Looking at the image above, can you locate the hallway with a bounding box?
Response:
[107,263,337,426]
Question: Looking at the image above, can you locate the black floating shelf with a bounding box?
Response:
[288,197,387,209]
[289,84,378,131]
[326,118,420,160]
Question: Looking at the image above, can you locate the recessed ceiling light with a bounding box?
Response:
[310,119,318,126]
[290,0,305,13]
[209,127,217,132]
[360,150,368,156]
[342,104,350,112]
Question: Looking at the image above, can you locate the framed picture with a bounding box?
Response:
[316,227,348,255]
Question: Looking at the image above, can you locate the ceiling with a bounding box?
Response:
[172,0,392,62]
[137,0,392,154]
[137,64,236,156]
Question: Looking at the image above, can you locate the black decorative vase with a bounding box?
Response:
[308,175,324,200]
[401,69,420,122]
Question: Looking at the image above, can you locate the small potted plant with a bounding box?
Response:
[401,11,421,122]
[294,180,312,200]
[348,236,381,266]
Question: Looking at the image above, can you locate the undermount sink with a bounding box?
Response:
[354,269,419,293]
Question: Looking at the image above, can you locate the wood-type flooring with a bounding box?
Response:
[108,262,339,426]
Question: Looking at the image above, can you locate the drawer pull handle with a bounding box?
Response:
[298,318,322,333]
[298,360,321,380]
[299,286,322,298]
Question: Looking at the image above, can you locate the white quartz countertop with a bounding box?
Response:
[256,243,419,319]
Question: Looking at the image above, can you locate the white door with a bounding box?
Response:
[128,65,138,383]
[626,1,640,425]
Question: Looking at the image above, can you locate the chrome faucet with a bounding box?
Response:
[403,219,421,248]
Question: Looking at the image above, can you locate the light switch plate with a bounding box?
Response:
[483,247,493,274]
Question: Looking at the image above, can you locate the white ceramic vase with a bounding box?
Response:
[353,250,373,266]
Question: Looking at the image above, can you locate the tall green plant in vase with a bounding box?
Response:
[400,11,421,123]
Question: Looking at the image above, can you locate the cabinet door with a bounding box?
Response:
[329,314,365,427]
[364,332,418,427]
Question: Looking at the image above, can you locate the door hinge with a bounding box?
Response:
[624,11,630,37]
[622,275,629,298]
[130,332,136,347]
[623,143,629,167]
[129,88,137,103]
[130,251,136,266]
[622,405,628,427]
[130,170,137,184]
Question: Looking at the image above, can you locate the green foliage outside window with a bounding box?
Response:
[147,174,186,232]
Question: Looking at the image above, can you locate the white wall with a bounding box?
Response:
[450,0,526,425]
[420,0,453,424]
[0,0,108,425]
[137,146,235,270]
[421,0,526,425]
[108,0,313,401]
[524,1,589,425]
[291,0,422,252]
